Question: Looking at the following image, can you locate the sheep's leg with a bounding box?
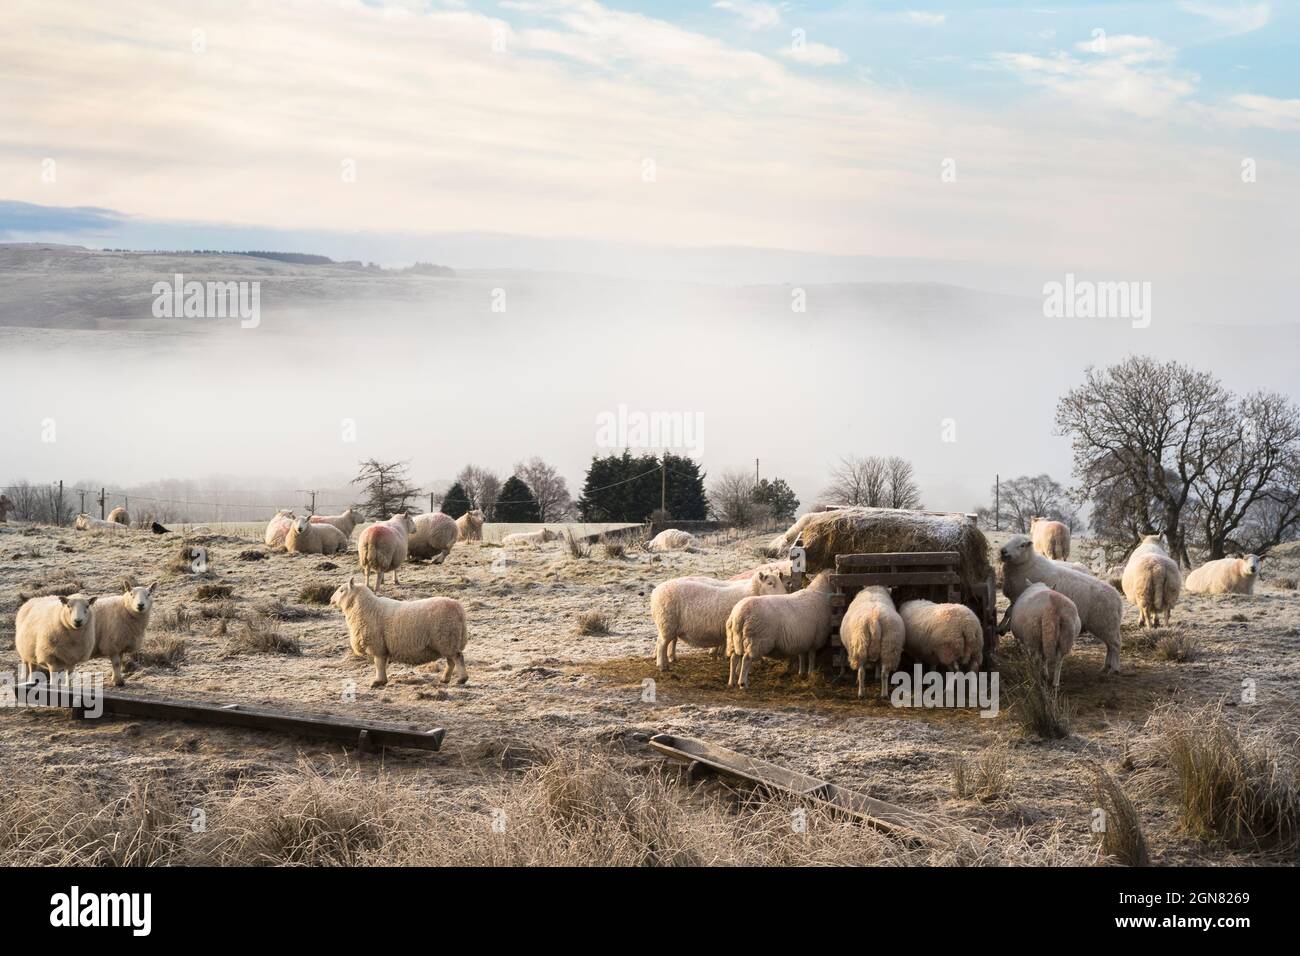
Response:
[708,646,720,660]
[371,656,389,688]
[806,650,818,680]
[668,639,677,664]
[110,655,125,687]
[856,665,865,699]
[453,654,468,685]
[1103,641,1121,674]
[879,667,889,699]
[738,655,751,689]
[1052,658,1063,689]
[17,660,26,682]
[655,637,670,672]
[393,566,400,586]
[727,653,736,688]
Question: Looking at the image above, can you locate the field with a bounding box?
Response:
[1,520,1298,866]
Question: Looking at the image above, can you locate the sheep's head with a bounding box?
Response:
[1000,534,1033,566]
[277,509,296,519]
[465,509,484,523]
[754,569,787,595]
[1139,533,1167,551]
[392,512,417,534]
[124,581,157,614]
[340,508,356,522]
[292,516,311,534]
[57,594,97,629]
[330,576,357,608]
[1242,554,1261,577]
[75,514,91,530]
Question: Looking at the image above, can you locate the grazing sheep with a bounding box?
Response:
[357,513,416,591]
[648,529,695,552]
[0,493,11,522]
[408,512,459,563]
[651,569,787,671]
[107,506,130,525]
[14,593,98,686]
[74,513,125,531]
[1006,583,1079,689]
[898,599,983,672]
[502,528,561,546]
[264,510,296,549]
[91,581,156,686]
[1000,534,1124,673]
[456,509,484,542]
[1030,517,1070,560]
[839,585,905,699]
[1185,555,1261,595]
[726,570,836,689]
[330,576,468,687]
[727,560,794,586]
[1122,534,1182,627]
[285,515,348,555]
[309,508,359,537]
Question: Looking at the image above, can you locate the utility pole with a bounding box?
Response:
[429,491,435,515]
[661,458,667,514]
[995,474,1000,531]
[99,487,106,519]
[79,489,86,514]
[755,458,759,484]
[57,480,63,526]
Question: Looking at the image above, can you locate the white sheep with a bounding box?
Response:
[839,585,905,699]
[648,529,695,552]
[727,560,794,585]
[1006,583,1080,688]
[1030,517,1070,560]
[502,528,561,546]
[264,510,296,549]
[408,512,459,563]
[726,570,836,689]
[1000,534,1124,673]
[15,593,98,686]
[898,599,983,672]
[1122,534,1182,627]
[357,513,416,591]
[768,513,814,554]
[310,508,359,537]
[456,509,484,541]
[330,576,468,687]
[74,513,125,532]
[91,581,156,686]
[107,506,130,526]
[651,569,787,671]
[1054,559,1095,576]
[285,514,348,555]
[1184,555,1262,595]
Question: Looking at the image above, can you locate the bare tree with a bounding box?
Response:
[822,455,922,509]
[707,469,772,527]
[513,456,572,521]
[977,473,1079,533]
[882,456,924,509]
[351,459,420,520]
[456,464,501,520]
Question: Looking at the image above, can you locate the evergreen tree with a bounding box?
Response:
[351,459,420,520]
[753,477,799,522]
[440,481,471,518]
[577,452,707,521]
[495,475,542,522]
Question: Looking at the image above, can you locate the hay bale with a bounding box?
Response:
[794,508,992,592]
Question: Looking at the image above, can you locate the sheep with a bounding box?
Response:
[264,510,296,549]
[727,560,794,586]
[330,576,468,687]
[107,506,130,525]
[357,513,417,591]
[1054,559,1095,576]
[1121,534,1182,627]
[898,599,983,672]
[839,585,905,699]
[726,570,836,689]
[1006,583,1080,688]
[651,569,787,671]
[456,509,484,542]
[91,581,156,686]
[309,508,359,537]
[74,513,125,532]
[1185,555,1261,596]
[501,528,561,546]
[648,529,695,552]
[408,512,459,563]
[0,493,11,522]
[14,593,98,686]
[768,513,814,554]
[1030,517,1070,560]
[285,514,348,555]
[1000,534,1124,673]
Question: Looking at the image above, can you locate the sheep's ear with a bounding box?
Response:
[58,595,70,606]
[147,582,158,595]
[87,596,98,605]
[347,575,355,588]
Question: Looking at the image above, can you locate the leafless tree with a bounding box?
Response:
[456,464,501,520]
[513,456,572,521]
[707,469,772,527]
[977,473,1080,533]
[822,455,922,509]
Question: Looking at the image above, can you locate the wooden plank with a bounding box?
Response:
[11,684,446,752]
[830,571,961,588]
[835,551,961,569]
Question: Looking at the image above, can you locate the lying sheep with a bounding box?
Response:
[309,508,359,537]
[768,513,814,555]
[1000,534,1124,673]
[74,513,125,532]
[330,576,469,687]
[651,569,787,671]
[358,513,416,591]
[648,529,695,552]
[1184,554,1261,595]
[726,570,836,689]
[502,528,561,546]
[839,586,905,699]
[456,509,484,542]
[898,599,983,672]
[107,506,130,526]
[15,593,98,686]
[1122,534,1181,627]
[1006,583,1079,688]
[408,512,459,563]
[285,515,348,555]
[1030,517,1071,560]
[91,581,156,686]
[264,510,296,549]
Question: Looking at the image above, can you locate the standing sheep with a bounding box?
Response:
[1006,583,1079,689]
[357,513,417,591]
[91,581,157,686]
[456,509,484,542]
[309,508,359,537]
[408,512,459,563]
[1184,554,1261,595]
[14,593,98,686]
[898,599,983,672]
[1030,517,1071,560]
[1122,534,1182,627]
[330,576,469,687]
[651,569,787,671]
[1000,534,1124,673]
[648,529,695,552]
[285,515,348,555]
[839,586,905,699]
[264,510,296,549]
[726,570,836,690]
[107,506,130,526]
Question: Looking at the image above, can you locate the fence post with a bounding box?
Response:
[57,480,64,527]
[100,488,106,520]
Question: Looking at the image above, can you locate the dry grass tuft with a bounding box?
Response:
[18,570,83,599]
[564,530,590,559]
[1153,628,1201,662]
[195,583,233,601]
[1091,763,1149,866]
[225,613,300,656]
[129,634,186,670]
[298,583,336,605]
[599,535,626,560]
[237,549,268,562]
[574,611,610,636]
[256,598,322,621]
[157,606,194,633]
[1003,652,1073,740]
[952,740,1012,802]
[1275,576,1297,591]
